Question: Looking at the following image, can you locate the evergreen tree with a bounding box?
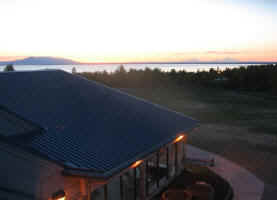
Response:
[4,64,15,72]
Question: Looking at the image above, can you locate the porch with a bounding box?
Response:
[90,135,187,200]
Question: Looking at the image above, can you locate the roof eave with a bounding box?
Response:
[62,125,199,179]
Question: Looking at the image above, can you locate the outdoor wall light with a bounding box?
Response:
[174,134,184,143]
[52,189,66,200]
[131,160,143,168]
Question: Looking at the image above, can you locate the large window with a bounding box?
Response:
[158,147,169,186]
[169,143,177,177]
[169,140,185,177]
[121,169,135,200]
[145,147,170,197]
[117,166,143,200]
[146,155,158,196]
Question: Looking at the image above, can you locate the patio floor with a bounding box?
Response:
[187,145,264,200]
[151,164,232,200]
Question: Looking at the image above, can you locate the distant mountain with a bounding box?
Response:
[0,56,80,65]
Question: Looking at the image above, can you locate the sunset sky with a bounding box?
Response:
[0,0,276,63]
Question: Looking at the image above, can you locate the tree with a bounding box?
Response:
[116,64,127,74]
[72,67,77,74]
[4,64,15,72]
[114,65,127,87]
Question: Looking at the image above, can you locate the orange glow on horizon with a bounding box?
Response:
[0,56,28,62]
[1,46,276,63]
[64,48,277,63]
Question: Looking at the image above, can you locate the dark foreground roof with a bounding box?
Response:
[0,70,198,178]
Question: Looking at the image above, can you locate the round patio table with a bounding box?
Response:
[186,182,214,200]
[161,188,192,200]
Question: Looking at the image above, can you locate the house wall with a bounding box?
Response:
[0,141,83,200]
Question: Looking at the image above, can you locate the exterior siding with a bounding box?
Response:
[0,141,82,200]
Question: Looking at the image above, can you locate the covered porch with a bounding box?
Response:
[89,134,188,200]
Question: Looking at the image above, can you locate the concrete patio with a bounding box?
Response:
[187,145,264,200]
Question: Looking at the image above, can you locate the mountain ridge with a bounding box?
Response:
[0,56,80,65]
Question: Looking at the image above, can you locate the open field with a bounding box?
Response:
[121,85,277,198]
[122,85,277,134]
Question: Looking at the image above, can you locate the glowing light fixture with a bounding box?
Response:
[174,135,184,143]
[52,190,66,200]
[131,160,143,168]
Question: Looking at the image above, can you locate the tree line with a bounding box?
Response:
[2,64,15,72]
[3,63,276,94]
[80,64,277,94]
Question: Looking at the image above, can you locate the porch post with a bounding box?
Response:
[104,184,108,200]
[139,162,146,200]
[156,152,160,188]
[145,161,149,196]
[175,143,178,173]
[80,179,91,200]
[87,181,91,200]
[166,147,169,180]
[134,168,137,200]
[183,134,188,161]
[168,144,174,177]
[120,176,124,200]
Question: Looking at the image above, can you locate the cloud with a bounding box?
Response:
[0,56,26,62]
[206,51,240,55]
[183,58,201,62]
[212,57,239,62]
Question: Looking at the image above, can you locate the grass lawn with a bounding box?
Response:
[121,85,277,187]
[122,85,277,134]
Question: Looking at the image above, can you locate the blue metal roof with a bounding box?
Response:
[0,70,198,177]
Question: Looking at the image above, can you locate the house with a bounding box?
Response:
[0,70,198,200]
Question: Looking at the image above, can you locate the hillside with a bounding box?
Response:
[0,56,79,65]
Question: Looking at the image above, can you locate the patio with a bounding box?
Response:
[151,164,233,200]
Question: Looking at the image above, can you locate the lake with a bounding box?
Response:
[0,63,261,73]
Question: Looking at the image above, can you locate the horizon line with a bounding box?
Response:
[0,56,276,65]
